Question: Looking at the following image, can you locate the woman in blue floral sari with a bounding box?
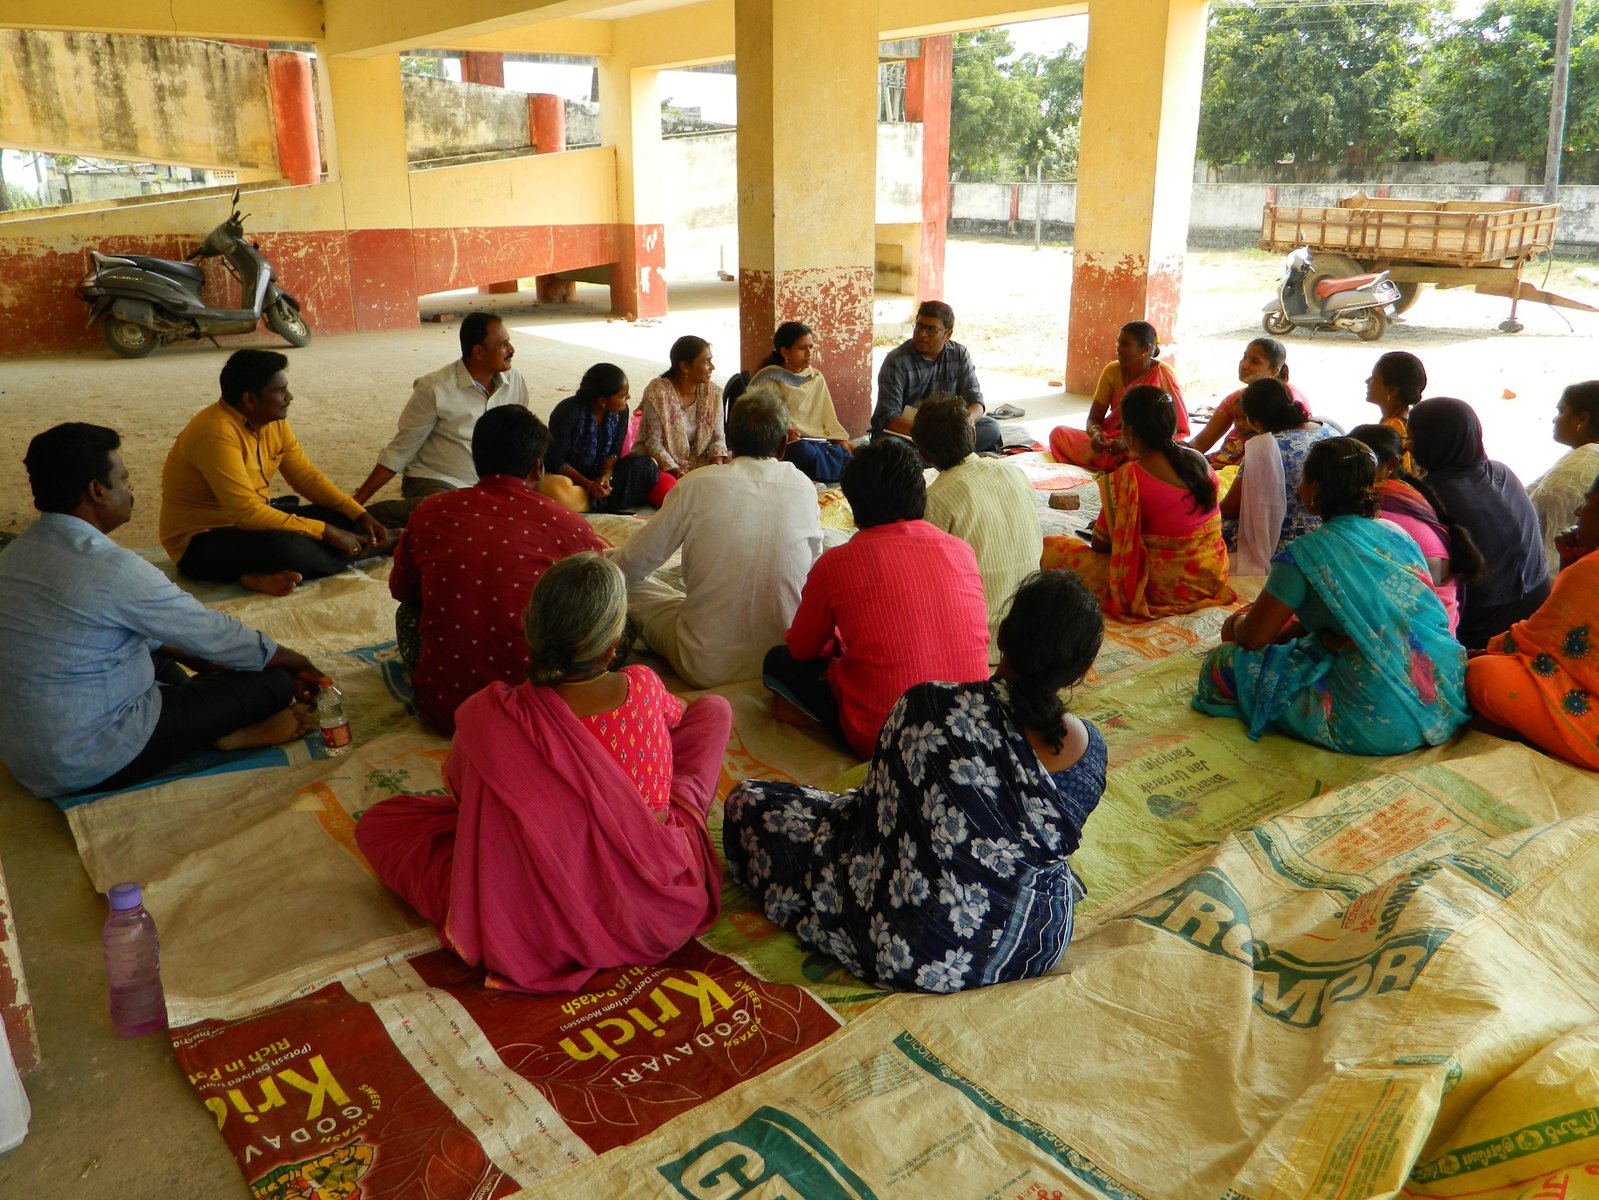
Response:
[723,571,1106,994]
[1194,437,1468,755]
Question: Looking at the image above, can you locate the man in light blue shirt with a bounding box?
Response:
[0,423,324,800]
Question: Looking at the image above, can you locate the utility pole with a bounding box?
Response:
[1544,0,1576,204]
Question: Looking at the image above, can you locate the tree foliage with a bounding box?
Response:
[950,31,1084,180]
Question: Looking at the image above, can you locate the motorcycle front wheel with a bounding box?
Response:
[265,298,312,348]
[101,317,159,359]
[1354,309,1388,342]
[1262,310,1294,336]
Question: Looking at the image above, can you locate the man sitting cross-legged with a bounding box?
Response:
[160,348,391,596]
[764,437,992,759]
[913,392,1043,664]
[0,423,325,800]
[391,405,608,736]
[611,386,824,689]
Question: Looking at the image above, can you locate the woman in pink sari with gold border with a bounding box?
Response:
[1042,387,1233,621]
[1050,321,1190,472]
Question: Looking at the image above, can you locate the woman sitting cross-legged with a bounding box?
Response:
[1193,438,1468,755]
[1041,386,1234,621]
[540,363,671,514]
[1187,336,1304,469]
[1220,377,1338,573]
[1466,474,1599,770]
[725,570,1107,994]
[1049,320,1190,472]
[748,321,854,484]
[356,552,730,993]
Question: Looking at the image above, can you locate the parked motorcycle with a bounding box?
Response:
[1262,247,1401,342]
[76,189,311,358]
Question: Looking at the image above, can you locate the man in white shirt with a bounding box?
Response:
[611,387,824,689]
[352,312,529,525]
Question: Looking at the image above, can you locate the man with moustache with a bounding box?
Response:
[160,348,389,595]
[0,423,325,800]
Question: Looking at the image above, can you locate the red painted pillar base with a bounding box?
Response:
[906,36,952,303]
[1065,252,1184,394]
[610,223,667,320]
[461,52,505,88]
[348,229,421,332]
[267,51,321,186]
[529,94,566,154]
[739,265,875,435]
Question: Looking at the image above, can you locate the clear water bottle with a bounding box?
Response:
[102,882,166,1038]
[317,676,352,755]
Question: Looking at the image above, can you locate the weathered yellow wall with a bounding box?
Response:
[0,29,278,170]
[409,147,618,227]
[0,182,347,239]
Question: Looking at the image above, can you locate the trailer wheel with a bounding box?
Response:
[1263,310,1295,336]
[1355,308,1388,342]
[1392,282,1422,315]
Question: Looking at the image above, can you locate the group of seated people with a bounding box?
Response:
[3,301,1596,1006]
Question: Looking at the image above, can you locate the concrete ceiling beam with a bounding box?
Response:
[0,0,323,43]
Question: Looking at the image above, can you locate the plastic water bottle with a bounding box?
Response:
[317,677,352,755]
[102,883,166,1037]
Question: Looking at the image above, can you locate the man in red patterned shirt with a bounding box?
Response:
[764,438,991,758]
[391,405,607,735]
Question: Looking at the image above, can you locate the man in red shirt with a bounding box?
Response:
[765,438,991,759]
[391,405,607,735]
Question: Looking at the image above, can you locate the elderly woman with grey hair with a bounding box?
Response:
[357,551,731,993]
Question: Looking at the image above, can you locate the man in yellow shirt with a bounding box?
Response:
[160,349,389,596]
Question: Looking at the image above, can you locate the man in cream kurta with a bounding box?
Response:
[611,387,824,689]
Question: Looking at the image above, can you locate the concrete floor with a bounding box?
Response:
[0,238,1592,1196]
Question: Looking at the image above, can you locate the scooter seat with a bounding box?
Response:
[1314,272,1384,299]
[115,255,206,285]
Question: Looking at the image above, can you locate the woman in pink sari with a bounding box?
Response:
[1050,321,1189,471]
[356,553,730,993]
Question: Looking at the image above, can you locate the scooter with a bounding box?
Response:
[1262,247,1401,342]
[76,189,311,358]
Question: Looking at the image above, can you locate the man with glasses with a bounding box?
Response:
[871,300,1002,453]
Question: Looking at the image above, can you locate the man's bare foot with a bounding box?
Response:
[770,693,821,731]
[240,571,303,597]
[215,703,314,751]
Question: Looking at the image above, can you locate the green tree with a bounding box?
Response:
[1199,0,1442,165]
[1405,0,1599,161]
[400,56,445,77]
[950,32,1083,180]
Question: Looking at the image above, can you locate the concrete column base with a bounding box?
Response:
[1066,252,1184,393]
[739,265,875,435]
[609,223,667,320]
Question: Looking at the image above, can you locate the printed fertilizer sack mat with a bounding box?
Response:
[513,741,1599,1200]
[173,940,842,1199]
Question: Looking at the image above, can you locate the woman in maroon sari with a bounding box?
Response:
[357,553,731,993]
[1050,321,1190,471]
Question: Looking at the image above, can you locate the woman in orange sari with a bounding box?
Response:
[1050,321,1190,472]
[1466,476,1599,769]
[1043,386,1233,621]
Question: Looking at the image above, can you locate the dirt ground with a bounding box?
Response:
[0,235,1596,1198]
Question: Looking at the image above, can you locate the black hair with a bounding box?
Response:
[1373,351,1426,410]
[1120,386,1216,511]
[219,348,288,407]
[910,393,974,470]
[459,311,500,360]
[24,422,121,514]
[918,300,955,331]
[1240,377,1311,433]
[761,321,813,369]
[842,438,925,528]
[1247,336,1289,383]
[1348,423,1486,579]
[1562,380,1599,425]
[472,406,549,479]
[1121,320,1160,359]
[663,335,709,379]
[1303,438,1379,520]
[726,386,790,459]
[576,363,628,406]
[996,571,1103,755]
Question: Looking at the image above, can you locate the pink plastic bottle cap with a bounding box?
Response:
[109,882,143,910]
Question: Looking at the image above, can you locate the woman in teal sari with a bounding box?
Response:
[1193,438,1468,755]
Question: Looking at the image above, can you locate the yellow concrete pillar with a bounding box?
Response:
[324,53,418,330]
[599,57,666,318]
[735,0,878,432]
[1067,0,1209,393]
